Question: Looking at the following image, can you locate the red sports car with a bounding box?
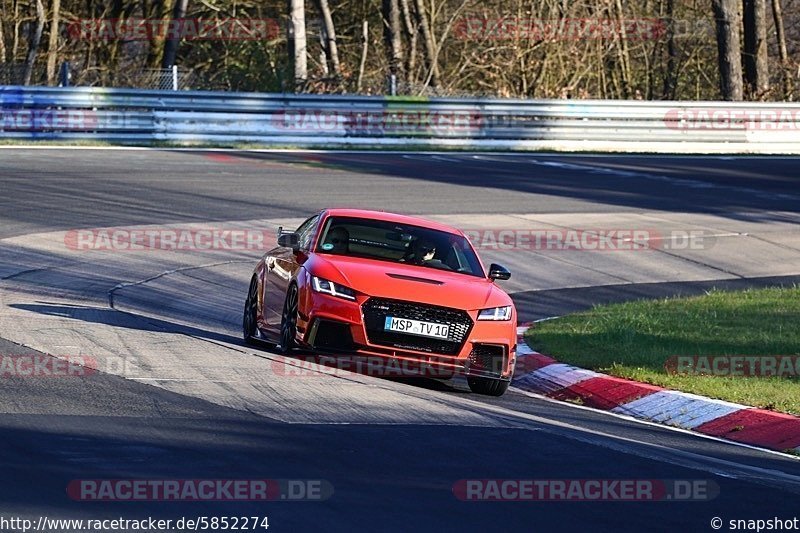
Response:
[243,209,517,396]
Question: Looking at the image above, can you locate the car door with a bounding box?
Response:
[263,214,320,331]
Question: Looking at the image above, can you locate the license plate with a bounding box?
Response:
[384,316,450,339]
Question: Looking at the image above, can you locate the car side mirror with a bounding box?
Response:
[488,263,511,280]
[277,232,300,252]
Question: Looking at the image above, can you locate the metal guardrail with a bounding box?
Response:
[1,85,800,152]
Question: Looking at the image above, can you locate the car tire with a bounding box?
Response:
[279,284,299,354]
[467,377,510,396]
[243,275,259,344]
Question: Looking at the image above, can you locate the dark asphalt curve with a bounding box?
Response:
[1,150,799,239]
[1,149,800,533]
[2,337,800,533]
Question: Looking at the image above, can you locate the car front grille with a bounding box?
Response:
[361,298,473,355]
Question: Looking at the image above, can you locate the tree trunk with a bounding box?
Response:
[612,0,632,98]
[357,20,368,92]
[288,0,308,89]
[0,12,6,63]
[318,30,329,77]
[161,0,188,68]
[0,14,6,63]
[22,0,45,85]
[413,0,438,88]
[383,0,404,87]
[663,0,678,99]
[314,0,340,78]
[770,0,792,98]
[107,0,126,73]
[45,0,61,85]
[712,0,744,101]
[146,0,170,68]
[12,0,21,59]
[399,0,417,83]
[743,0,769,98]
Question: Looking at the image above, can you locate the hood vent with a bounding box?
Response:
[386,273,444,285]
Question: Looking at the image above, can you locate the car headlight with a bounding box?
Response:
[311,276,356,301]
[477,306,512,321]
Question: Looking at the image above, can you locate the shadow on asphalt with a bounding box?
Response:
[9,301,469,395]
[9,302,243,346]
[208,151,800,219]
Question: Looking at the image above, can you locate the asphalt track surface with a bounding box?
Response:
[1,149,800,532]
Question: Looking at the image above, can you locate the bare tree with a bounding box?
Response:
[12,0,21,59]
[413,0,438,88]
[317,29,329,77]
[314,0,341,78]
[712,0,744,100]
[46,0,61,85]
[288,0,308,89]
[357,20,369,92]
[146,0,171,68]
[743,0,769,98]
[399,0,418,83]
[23,0,45,85]
[663,0,678,99]
[771,0,793,98]
[383,0,404,88]
[612,0,632,98]
[162,0,188,68]
[0,10,6,63]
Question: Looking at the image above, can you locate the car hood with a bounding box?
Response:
[309,255,512,310]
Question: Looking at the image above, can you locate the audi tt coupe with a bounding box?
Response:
[242,209,517,396]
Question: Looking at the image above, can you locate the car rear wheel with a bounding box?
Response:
[279,284,299,354]
[467,377,510,396]
[243,275,259,344]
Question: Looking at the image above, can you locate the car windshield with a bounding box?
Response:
[315,216,485,278]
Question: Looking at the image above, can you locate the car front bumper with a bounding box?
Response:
[297,292,517,380]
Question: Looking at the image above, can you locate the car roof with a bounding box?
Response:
[322,209,464,236]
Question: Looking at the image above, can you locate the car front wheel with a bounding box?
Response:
[279,284,299,354]
[467,377,510,396]
[243,275,259,344]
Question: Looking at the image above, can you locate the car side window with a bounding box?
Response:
[295,215,320,251]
